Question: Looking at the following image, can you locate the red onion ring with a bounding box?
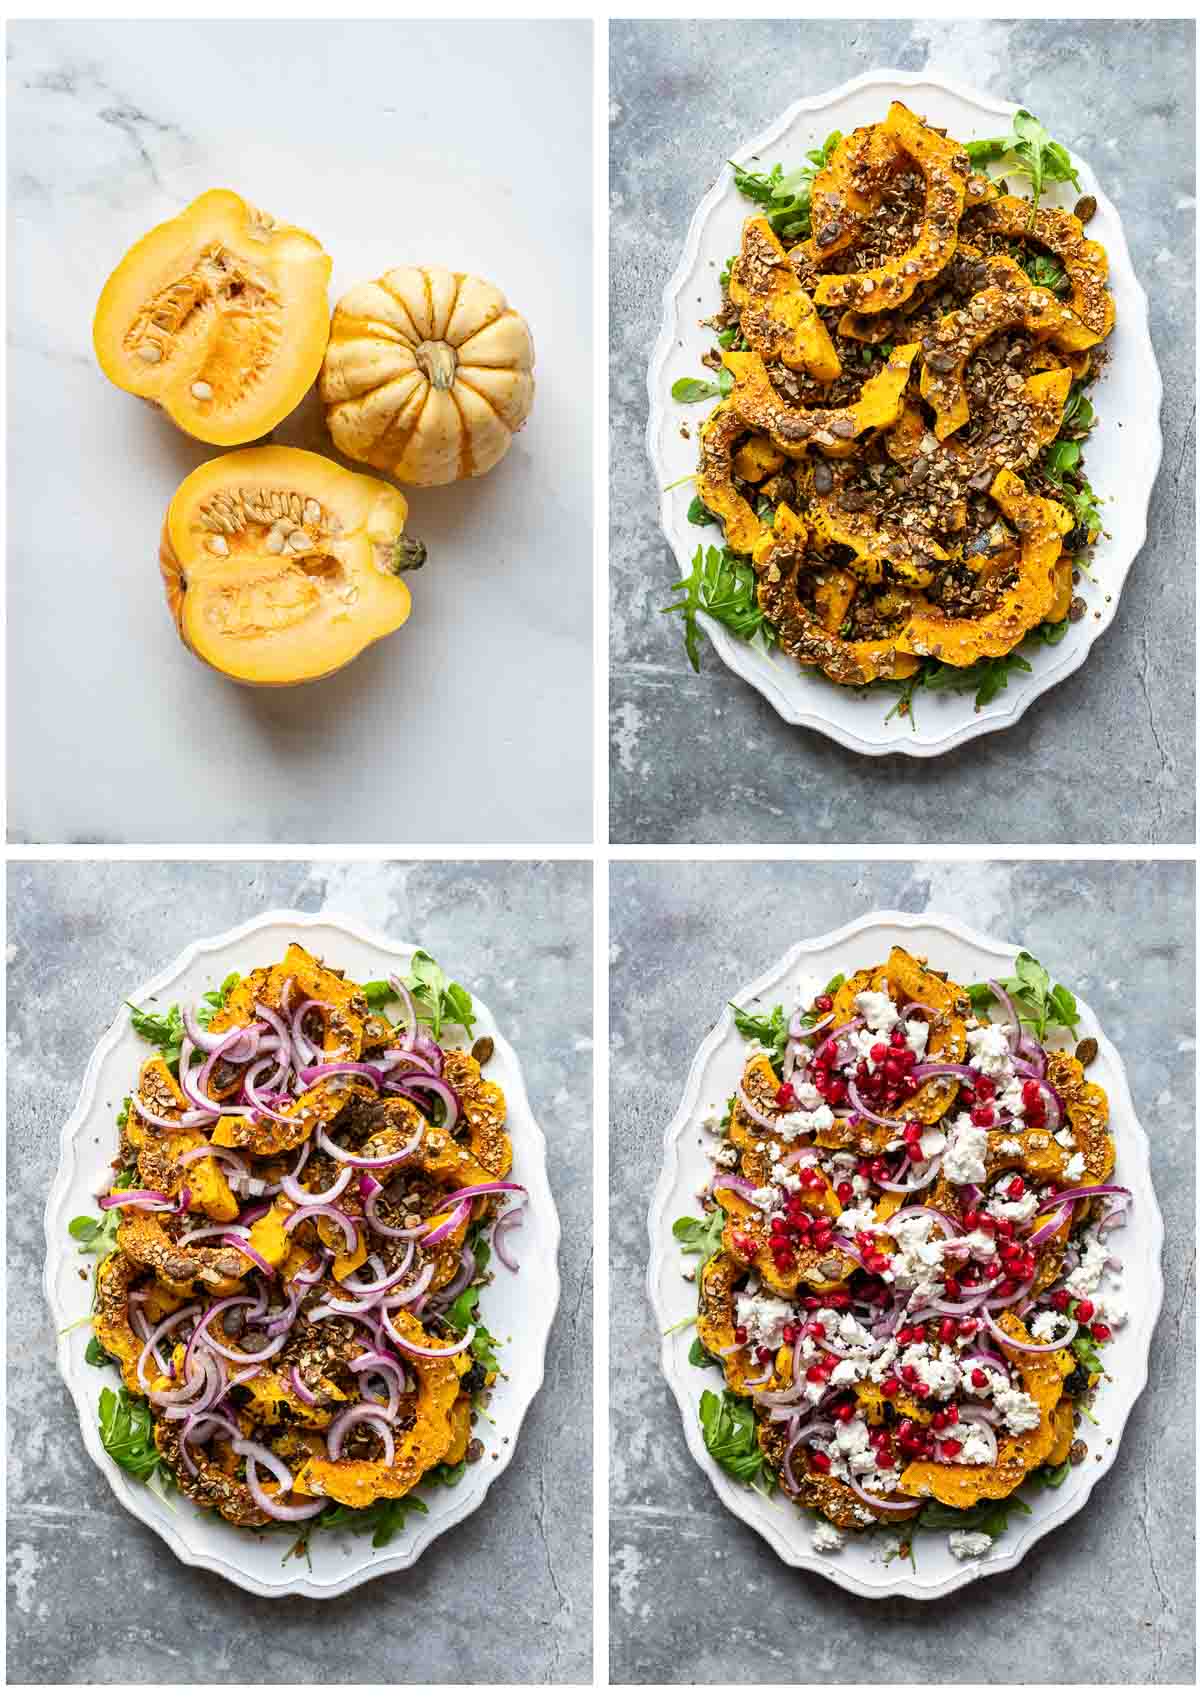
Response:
[847,1480,922,1512]
[381,1310,473,1358]
[289,1365,319,1407]
[341,1246,416,1295]
[388,1072,460,1131]
[327,1401,397,1462]
[243,1455,327,1521]
[985,1314,1073,1353]
[375,1262,436,1311]
[494,1204,525,1273]
[281,1163,353,1208]
[128,1098,214,1132]
[134,1302,202,1392]
[388,975,418,1046]
[421,1198,472,1247]
[283,1202,359,1255]
[299,1061,385,1089]
[317,1125,420,1171]
[847,1080,905,1129]
[228,1236,275,1279]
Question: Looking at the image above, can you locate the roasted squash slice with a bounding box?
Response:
[117,1209,247,1295]
[155,1412,271,1526]
[723,345,918,459]
[776,1438,919,1526]
[811,104,967,314]
[885,946,970,1124]
[901,470,1071,664]
[94,189,331,446]
[210,942,367,1060]
[718,1187,855,1296]
[158,447,427,687]
[292,1311,466,1506]
[696,1252,757,1394]
[1045,1051,1115,1183]
[730,217,841,381]
[441,1051,513,1178]
[212,1075,375,1157]
[966,196,1114,345]
[899,1312,1072,1507]
[443,1394,473,1467]
[753,505,921,686]
[1046,1399,1076,1467]
[732,434,787,484]
[808,490,950,589]
[696,401,772,555]
[93,1252,150,1392]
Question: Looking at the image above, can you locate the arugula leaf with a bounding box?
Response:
[290,1493,429,1558]
[196,971,240,1029]
[115,1095,131,1131]
[917,1494,1031,1539]
[687,494,716,528]
[361,979,396,1017]
[664,544,777,672]
[470,1321,502,1377]
[1071,1327,1106,1376]
[673,1207,726,1263]
[396,949,476,1040]
[1033,618,1070,646]
[98,1386,166,1484]
[923,651,1033,710]
[85,1335,112,1368]
[965,109,1080,211]
[730,131,842,241]
[424,1458,467,1490]
[126,1001,187,1072]
[729,1001,789,1070]
[1020,250,1070,296]
[1060,382,1096,438]
[689,1335,719,1368]
[699,1388,770,1486]
[671,369,733,404]
[969,950,1080,1040]
[1032,1460,1072,1488]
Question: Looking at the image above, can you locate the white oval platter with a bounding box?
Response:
[646,69,1163,756]
[43,908,561,1599]
[646,909,1163,1598]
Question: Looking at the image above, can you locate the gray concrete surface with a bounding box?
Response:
[610,860,1194,1684]
[7,860,592,1684]
[609,19,1195,845]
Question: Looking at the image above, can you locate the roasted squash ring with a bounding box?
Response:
[696,400,772,555]
[811,103,968,314]
[900,469,1072,664]
[965,195,1115,343]
[730,217,841,381]
[723,345,918,460]
[899,1312,1073,1507]
[1045,1050,1116,1183]
[117,1209,248,1294]
[155,1412,272,1526]
[884,946,971,1123]
[808,489,951,589]
[93,1252,151,1393]
[441,1050,514,1178]
[696,1252,758,1394]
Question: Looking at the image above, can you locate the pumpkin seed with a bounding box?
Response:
[1074,194,1097,226]
[287,529,313,553]
[137,343,162,363]
[207,535,230,556]
[265,532,285,554]
[190,380,213,400]
[1075,1036,1098,1067]
[472,1035,495,1065]
[304,499,322,525]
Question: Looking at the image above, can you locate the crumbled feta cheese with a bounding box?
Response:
[1094,1293,1128,1327]
[1055,1129,1077,1150]
[702,1111,724,1134]
[837,1204,879,1236]
[851,1172,872,1200]
[855,989,900,1034]
[989,1190,1040,1224]
[997,1078,1026,1118]
[948,1529,993,1560]
[942,1420,995,1465]
[811,1519,846,1552]
[735,1292,794,1350]
[997,1137,1022,1156]
[919,1128,947,1160]
[749,1185,781,1213]
[1066,1236,1108,1299]
[1064,1151,1085,1182]
[992,1383,1041,1434]
[792,1080,824,1112]
[714,1142,738,1169]
[1029,1310,1064,1342]
[776,1103,836,1137]
[898,1340,960,1398]
[944,1115,988,1184]
[905,1018,929,1059]
[847,1026,880,1072]
[966,1022,1013,1078]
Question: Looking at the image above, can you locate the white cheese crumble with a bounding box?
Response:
[905,1018,929,1059]
[992,1383,1041,1434]
[1055,1128,1077,1149]
[997,1137,1023,1156]
[855,989,900,1034]
[776,1103,836,1137]
[1029,1310,1065,1341]
[735,1292,793,1350]
[811,1520,846,1552]
[966,1022,1013,1078]
[1064,1151,1086,1182]
[943,1115,988,1184]
[1065,1235,1109,1299]
[948,1529,993,1559]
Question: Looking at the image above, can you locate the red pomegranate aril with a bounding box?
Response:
[775,1081,796,1108]
[1092,1323,1112,1341]
[836,1182,854,1205]
[1022,1078,1042,1106]
[808,1321,826,1340]
[799,1167,819,1186]
[833,1401,855,1424]
[944,1277,962,1299]
[881,1376,900,1396]
[810,1450,831,1473]
[1007,1175,1026,1200]
[877,1450,895,1470]
[970,1105,994,1128]
[775,1250,796,1271]
[890,1027,907,1048]
[916,1381,930,1398]
[733,1326,748,1345]
[816,994,833,1013]
[826,1079,847,1105]
[963,1210,980,1231]
[870,1042,888,1063]
[960,1087,976,1108]
[829,1292,850,1310]
[901,1364,917,1385]
[932,1408,950,1430]
[805,1365,825,1383]
[1051,1288,1070,1311]
[1074,1299,1095,1323]
[782,1324,798,1345]
[971,1368,988,1388]
[940,1438,962,1458]
[756,1346,772,1364]
[974,1074,995,1100]
[939,1318,957,1345]
[995,1219,1015,1240]
[998,1278,1018,1296]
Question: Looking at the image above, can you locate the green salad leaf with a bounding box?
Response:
[699,1389,771,1488]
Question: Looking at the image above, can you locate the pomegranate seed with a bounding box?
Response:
[881,1376,900,1396]
[1051,1289,1070,1311]
[984,1260,1001,1277]
[756,1346,773,1364]
[829,1293,850,1310]
[1022,1079,1042,1106]
[769,1236,789,1254]
[971,1368,988,1388]
[970,1105,994,1127]
[833,1401,855,1423]
[1007,1175,1026,1200]
[940,1438,962,1458]
[816,994,833,1012]
[889,1027,907,1048]
[836,1181,853,1205]
[995,1219,1015,1240]
[910,1324,925,1342]
[870,1042,888,1063]
[805,1365,825,1383]
[775,1251,795,1271]
[899,1431,922,1453]
[827,1079,847,1105]
[960,1087,976,1107]
[1075,1299,1095,1323]
[916,1381,930,1398]
[944,1277,962,1299]
[734,1326,748,1344]
[884,1057,904,1083]
[813,1068,829,1089]
[810,1450,831,1473]
[901,1364,917,1384]
[998,1278,1018,1296]
[799,1167,818,1186]
[856,1161,872,1179]
[898,1418,914,1438]
[782,1324,798,1345]
[939,1318,956,1344]
[771,1215,787,1232]
[803,1295,820,1311]
[1092,1323,1112,1341]
[819,1041,837,1065]
[877,1450,895,1470]
[870,1159,890,1183]
[808,1321,826,1339]
[963,1210,980,1231]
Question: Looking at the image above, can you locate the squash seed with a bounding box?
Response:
[265,532,285,554]
[207,535,230,556]
[287,529,314,552]
[304,499,322,526]
[191,380,214,400]
[138,343,162,363]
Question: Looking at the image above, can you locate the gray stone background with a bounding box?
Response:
[610,859,1194,1684]
[610,19,1196,845]
[7,860,592,1684]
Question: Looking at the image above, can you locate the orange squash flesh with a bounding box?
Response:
[158,446,425,686]
[93,189,331,446]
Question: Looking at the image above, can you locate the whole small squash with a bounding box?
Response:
[320,266,535,486]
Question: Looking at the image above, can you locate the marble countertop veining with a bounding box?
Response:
[610,858,1195,1683]
[609,17,1196,845]
[6,858,593,1682]
[7,19,593,844]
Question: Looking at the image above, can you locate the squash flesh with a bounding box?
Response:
[160,446,419,687]
[93,189,331,445]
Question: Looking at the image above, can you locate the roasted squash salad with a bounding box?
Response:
[668,104,1112,718]
[72,945,526,1552]
[677,946,1130,1563]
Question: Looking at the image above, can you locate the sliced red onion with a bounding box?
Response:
[179,1409,242,1475]
[734,1085,786,1134]
[847,1080,905,1129]
[364,1187,428,1241]
[289,1365,319,1407]
[981,1275,1035,1311]
[1046,1182,1130,1208]
[128,1098,214,1132]
[1026,1203,1073,1247]
[1016,1032,1047,1074]
[281,1163,353,1208]
[388,1071,460,1131]
[97,1187,176,1212]
[434,1245,477,1303]
[317,1125,420,1171]
[341,1246,416,1295]
[986,980,1021,1043]
[908,1061,979,1084]
[1021,1315,1079,1348]
[955,1402,1002,1425]
[283,1202,359,1255]
[299,1061,385,1089]
[253,999,295,1065]
[179,1040,229,1117]
[825,1016,864,1042]
[848,1480,921,1512]
[382,1312,474,1358]
[438,1180,527,1207]
[375,1262,436,1311]
[985,1314,1071,1353]
[177,1223,247,1247]
[243,1455,327,1521]
[243,1056,304,1126]
[149,1349,223,1416]
[939,1421,997,1466]
[421,1198,472,1247]
[876,1159,941,1195]
[289,999,331,1069]
[176,1143,250,1182]
[494,1204,524,1273]
[888,1205,961,1237]
[960,1348,1008,1374]
[229,1236,276,1279]
[388,975,418,1045]
[327,1400,397,1462]
[134,1302,202,1392]
[712,1172,760,1201]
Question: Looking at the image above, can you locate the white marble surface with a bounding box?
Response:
[8,19,593,844]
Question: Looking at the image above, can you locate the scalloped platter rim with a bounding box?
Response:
[43,908,561,1599]
[645,909,1163,1598]
[646,69,1163,756]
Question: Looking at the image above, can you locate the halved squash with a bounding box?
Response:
[696,1252,757,1394]
[93,189,331,445]
[730,216,841,380]
[158,446,426,686]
